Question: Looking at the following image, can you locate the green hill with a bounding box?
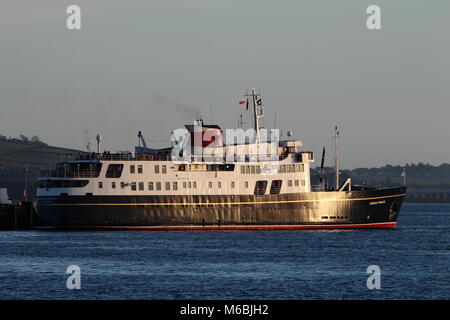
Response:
[0,138,79,200]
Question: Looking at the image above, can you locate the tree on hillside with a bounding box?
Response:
[19,135,29,143]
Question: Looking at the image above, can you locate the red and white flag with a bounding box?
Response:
[239,99,246,105]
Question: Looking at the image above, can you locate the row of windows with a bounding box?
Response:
[240,164,305,174]
[278,164,305,173]
[129,164,168,174]
[287,179,306,187]
[98,179,306,191]
[113,163,305,178]
[321,216,349,220]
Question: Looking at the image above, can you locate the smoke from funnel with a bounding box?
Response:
[154,93,203,120]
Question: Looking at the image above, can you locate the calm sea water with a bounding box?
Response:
[0,203,448,300]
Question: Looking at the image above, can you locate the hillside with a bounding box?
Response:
[0,137,79,200]
[311,163,450,189]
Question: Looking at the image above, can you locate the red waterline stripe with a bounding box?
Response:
[37,222,397,231]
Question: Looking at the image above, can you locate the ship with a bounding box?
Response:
[36,89,406,230]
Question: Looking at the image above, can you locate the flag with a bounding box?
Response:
[239,99,245,105]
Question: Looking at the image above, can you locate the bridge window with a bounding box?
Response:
[106,164,124,178]
[254,180,268,196]
[288,180,292,187]
[270,180,282,194]
[155,165,160,174]
[112,182,116,189]
[138,165,143,174]
[98,181,103,189]
[121,182,125,189]
[162,165,167,174]
[130,165,135,174]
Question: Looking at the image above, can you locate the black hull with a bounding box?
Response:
[36,187,406,230]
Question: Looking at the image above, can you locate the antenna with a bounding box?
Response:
[83,129,91,152]
[274,111,277,130]
[96,134,102,154]
[334,126,340,190]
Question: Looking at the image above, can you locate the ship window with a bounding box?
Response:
[121,182,125,189]
[139,182,144,191]
[254,180,268,196]
[295,180,299,187]
[112,182,116,189]
[321,216,328,219]
[131,182,137,191]
[288,180,292,187]
[245,181,249,188]
[98,181,103,189]
[208,181,212,189]
[188,182,192,188]
[279,165,286,173]
[256,166,261,174]
[130,165,135,174]
[240,166,245,174]
[250,166,256,174]
[173,182,178,191]
[183,181,187,189]
[270,180,282,194]
[300,164,305,172]
[156,182,161,190]
[106,164,124,178]
[245,165,250,174]
[301,179,306,186]
[218,181,221,188]
[162,165,167,174]
[148,182,154,191]
[137,165,143,174]
[42,180,89,188]
[231,181,235,188]
[165,182,170,190]
[193,182,197,188]
[155,165,160,174]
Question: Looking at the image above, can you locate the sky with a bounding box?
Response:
[0,0,449,169]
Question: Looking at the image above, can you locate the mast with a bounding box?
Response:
[319,147,326,189]
[334,126,340,190]
[245,88,264,144]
